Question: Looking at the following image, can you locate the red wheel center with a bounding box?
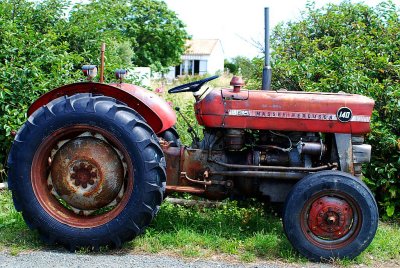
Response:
[308,196,353,240]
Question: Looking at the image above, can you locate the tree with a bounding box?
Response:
[262,1,400,218]
[67,0,189,72]
[0,0,83,173]
[224,56,263,89]
[0,0,189,174]
[224,59,238,74]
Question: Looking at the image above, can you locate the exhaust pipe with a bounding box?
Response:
[261,7,272,90]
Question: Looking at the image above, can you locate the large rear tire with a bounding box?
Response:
[7,93,166,250]
[282,170,378,261]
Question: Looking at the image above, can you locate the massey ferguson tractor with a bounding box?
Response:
[7,9,378,262]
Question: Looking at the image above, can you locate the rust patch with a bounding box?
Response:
[51,137,124,210]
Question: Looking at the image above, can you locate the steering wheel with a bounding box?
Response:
[168,75,219,94]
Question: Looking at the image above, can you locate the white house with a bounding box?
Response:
[165,39,224,80]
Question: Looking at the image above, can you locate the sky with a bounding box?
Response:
[163,0,395,59]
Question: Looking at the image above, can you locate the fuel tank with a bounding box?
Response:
[194,88,374,134]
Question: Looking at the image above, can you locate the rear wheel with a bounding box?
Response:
[7,93,166,250]
[282,170,378,261]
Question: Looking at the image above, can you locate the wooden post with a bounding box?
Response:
[100,43,105,83]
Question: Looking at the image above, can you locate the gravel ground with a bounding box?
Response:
[0,250,336,268]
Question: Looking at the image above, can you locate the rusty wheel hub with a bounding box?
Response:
[70,161,98,188]
[50,136,124,211]
[307,196,353,240]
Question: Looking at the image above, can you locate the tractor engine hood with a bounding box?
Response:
[194,88,374,134]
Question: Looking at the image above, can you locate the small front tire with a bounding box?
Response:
[283,170,378,261]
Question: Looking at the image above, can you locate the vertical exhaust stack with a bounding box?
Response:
[261,7,272,90]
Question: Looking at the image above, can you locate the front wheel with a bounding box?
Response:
[282,170,378,261]
[7,93,166,250]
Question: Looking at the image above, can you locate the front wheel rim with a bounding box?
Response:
[300,190,362,249]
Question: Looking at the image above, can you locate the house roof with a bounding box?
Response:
[185,39,220,55]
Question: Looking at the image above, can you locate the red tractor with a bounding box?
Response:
[6,10,378,261]
[7,70,378,261]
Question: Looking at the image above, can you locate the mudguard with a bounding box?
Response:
[27,82,176,134]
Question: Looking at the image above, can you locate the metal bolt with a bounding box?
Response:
[327,215,336,224]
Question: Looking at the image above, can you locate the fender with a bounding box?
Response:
[27,82,176,134]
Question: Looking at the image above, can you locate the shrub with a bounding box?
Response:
[243,1,400,218]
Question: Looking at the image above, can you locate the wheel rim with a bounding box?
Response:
[32,125,133,228]
[300,191,361,249]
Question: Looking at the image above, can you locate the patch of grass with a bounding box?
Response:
[240,251,256,262]
[0,191,42,251]
[128,200,305,262]
[355,221,400,263]
[129,199,400,265]
[1,190,400,266]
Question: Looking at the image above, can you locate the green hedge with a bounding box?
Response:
[0,0,188,179]
[243,1,399,218]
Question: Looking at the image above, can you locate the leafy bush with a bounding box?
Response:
[0,0,83,176]
[242,1,400,218]
[0,0,188,179]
